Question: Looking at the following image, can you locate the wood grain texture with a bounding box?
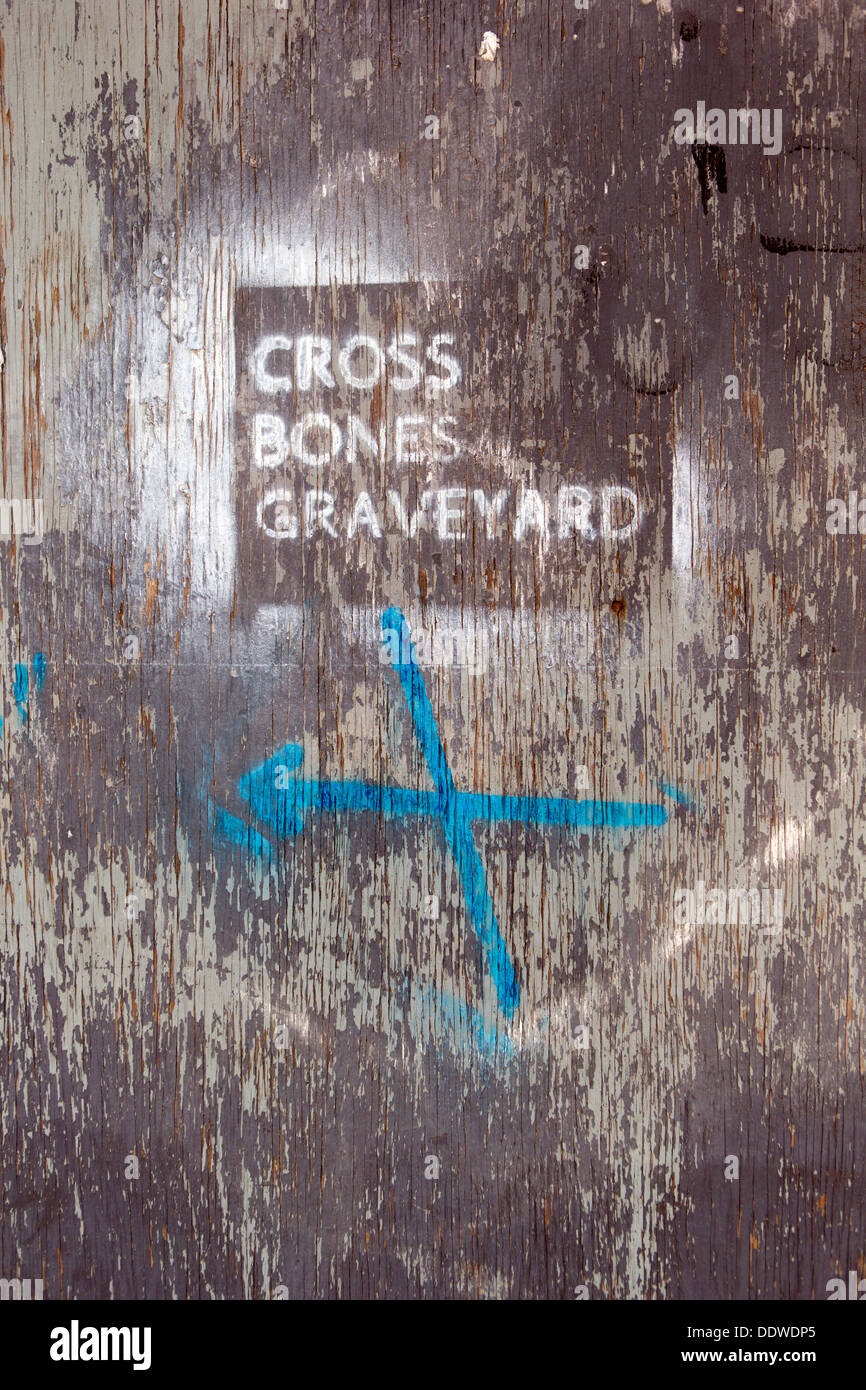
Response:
[1,0,865,1300]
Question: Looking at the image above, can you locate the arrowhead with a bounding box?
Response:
[238,743,306,837]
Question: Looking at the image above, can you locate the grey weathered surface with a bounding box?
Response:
[1,0,866,1299]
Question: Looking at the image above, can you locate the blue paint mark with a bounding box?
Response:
[659,780,694,810]
[382,606,519,1017]
[13,664,28,723]
[238,744,306,838]
[410,985,518,1062]
[205,794,274,859]
[238,755,667,833]
[7,653,47,728]
[33,653,46,694]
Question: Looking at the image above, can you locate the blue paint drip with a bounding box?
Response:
[9,654,46,726]
[411,985,518,1061]
[659,780,694,810]
[33,653,46,693]
[13,664,28,723]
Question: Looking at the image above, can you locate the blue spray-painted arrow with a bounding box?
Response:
[230,609,669,1019]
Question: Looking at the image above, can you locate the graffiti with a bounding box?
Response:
[208,609,668,1019]
[256,483,640,546]
[235,283,652,610]
[7,0,860,1311]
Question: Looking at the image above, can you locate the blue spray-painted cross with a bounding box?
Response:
[224,608,668,1019]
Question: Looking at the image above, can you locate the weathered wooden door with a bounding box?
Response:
[1,0,865,1303]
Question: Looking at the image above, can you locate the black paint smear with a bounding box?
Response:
[691,142,727,215]
[760,233,865,255]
